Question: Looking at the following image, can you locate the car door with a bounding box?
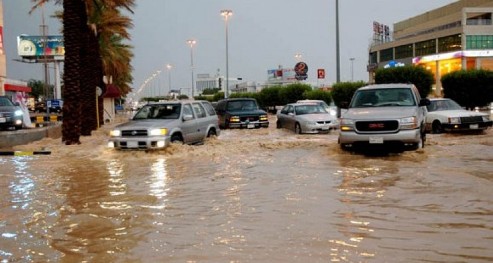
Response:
[191,102,209,142]
[180,103,199,143]
[285,105,297,130]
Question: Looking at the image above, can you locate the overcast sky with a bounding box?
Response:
[3,0,457,97]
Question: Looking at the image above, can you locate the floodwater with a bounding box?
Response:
[1,115,492,262]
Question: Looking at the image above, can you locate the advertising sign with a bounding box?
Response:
[17,35,65,58]
[294,62,308,81]
[317,69,325,79]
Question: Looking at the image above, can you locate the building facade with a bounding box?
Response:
[368,0,493,96]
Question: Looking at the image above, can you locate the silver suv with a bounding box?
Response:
[108,100,220,150]
[338,83,430,151]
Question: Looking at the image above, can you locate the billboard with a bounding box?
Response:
[0,26,4,55]
[17,35,64,59]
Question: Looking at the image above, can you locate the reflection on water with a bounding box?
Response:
[1,124,492,262]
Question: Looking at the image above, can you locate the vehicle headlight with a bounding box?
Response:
[448,117,460,124]
[230,116,240,122]
[259,115,268,121]
[150,128,168,136]
[400,116,418,129]
[110,130,121,137]
[14,109,23,117]
[482,115,490,121]
[329,109,337,116]
[340,118,354,131]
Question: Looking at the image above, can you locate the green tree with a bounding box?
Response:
[441,69,493,109]
[278,83,312,104]
[257,85,282,109]
[374,66,434,98]
[330,81,366,107]
[27,79,53,100]
[303,89,332,104]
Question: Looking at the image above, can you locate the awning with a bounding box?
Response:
[4,83,32,93]
[103,84,121,98]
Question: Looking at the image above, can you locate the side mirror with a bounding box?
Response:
[419,98,431,107]
[183,114,194,121]
[14,102,20,107]
[288,112,295,116]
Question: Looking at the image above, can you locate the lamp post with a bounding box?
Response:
[350,58,355,81]
[166,64,172,95]
[186,39,196,98]
[335,0,341,83]
[221,9,233,98]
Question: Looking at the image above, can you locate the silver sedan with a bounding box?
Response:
[276,103,338,134]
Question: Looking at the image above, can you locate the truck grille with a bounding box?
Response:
[355,120,399,132]
[240,116,260,122]
[121,130,148,137]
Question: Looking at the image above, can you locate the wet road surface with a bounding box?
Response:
[1,117,492,262]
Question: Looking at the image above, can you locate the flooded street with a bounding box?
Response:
[1,117,493,262]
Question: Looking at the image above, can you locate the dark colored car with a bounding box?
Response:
[0,96,24,130]
[215,98,269,129]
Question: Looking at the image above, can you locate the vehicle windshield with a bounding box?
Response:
[226,100,258,111]
[426,99,463,112]
[294,104,328,115]
[350,88,416,108]
[0,97,14,107]
[133,104,181,120]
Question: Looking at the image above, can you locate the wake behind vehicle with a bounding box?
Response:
[338,83,430,151]
[108,100,220,150]
[0,96,24,130]
[276,102,337,134]
[425,98,492,133]
[215,98,269,129]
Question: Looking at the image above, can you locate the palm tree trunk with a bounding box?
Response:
[62,0,86,144]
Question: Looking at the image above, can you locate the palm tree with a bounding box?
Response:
[31,0,134,143]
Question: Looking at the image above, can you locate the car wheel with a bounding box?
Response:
[170,134,183,144]
[432,120,443,134]
[207,128,217,138]
[276,120,282,129]
[295,123,302,134]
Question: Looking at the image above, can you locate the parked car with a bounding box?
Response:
[296,99,337,117]
[108,100,220,150]
[425,98,492,133]
[0,96,24,130]
[214,98,269,129]
[338,83,430,151]
[276,102,337,134]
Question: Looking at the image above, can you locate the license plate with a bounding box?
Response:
[469,124,479,129]
[0,117,5,123]
[369,136,384,144]
[247,123,255,129]
[127,141,138,148]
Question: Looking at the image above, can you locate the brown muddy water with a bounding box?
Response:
[1,116,492,262]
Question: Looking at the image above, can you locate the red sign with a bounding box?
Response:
[317,69,325,79]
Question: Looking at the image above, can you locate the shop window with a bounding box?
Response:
[395,44,413,59]
[415,39,436,56]
[438,34,462,52]
[466,35,493,49]
[379,48,393,62]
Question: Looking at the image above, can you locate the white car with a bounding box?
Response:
[108,100,220,150]
[276,102,338,134]
[425,98,492,133]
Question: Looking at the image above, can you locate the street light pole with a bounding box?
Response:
[221,9,233,98]
[350,58,355,81]
[335,0,341,83]
[187,39,196,98]
[166,64,172,95]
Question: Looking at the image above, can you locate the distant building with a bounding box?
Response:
[368,0,493,96]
